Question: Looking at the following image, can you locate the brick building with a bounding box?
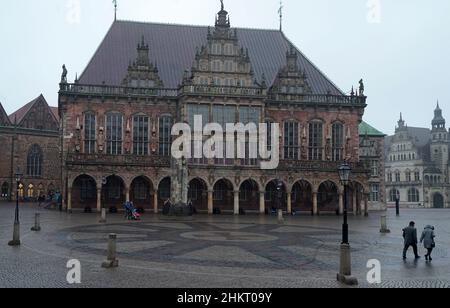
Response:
[0,95,61,201]
[59,4,377,215]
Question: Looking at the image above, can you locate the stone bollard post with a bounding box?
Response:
[380,213,391,233]
[31,213,41,232]
[102,233,119,268]
[99,208,107,223]
[277,209,284,224]
[337,243,358,285]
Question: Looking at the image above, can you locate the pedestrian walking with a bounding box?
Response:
[402,221,421,260]
[420,225,436,262]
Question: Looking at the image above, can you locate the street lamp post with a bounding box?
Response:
[8,169,23,246]
[337,162,358,285]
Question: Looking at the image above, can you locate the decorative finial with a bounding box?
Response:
[278,1,284,32]
[220,0,224,11]
[112,0,118,21]
[400,112,403,121]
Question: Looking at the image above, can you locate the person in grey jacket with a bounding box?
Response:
[403,221,420,260]
[420,225,436,261]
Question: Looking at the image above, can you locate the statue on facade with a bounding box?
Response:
[61,65,68,84]
[359,79,365,96]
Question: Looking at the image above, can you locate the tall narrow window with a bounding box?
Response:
[239,106,261,166]
[106,113,123,155]
[213,105,236,165]
[27,145,43,177]
[332,123,343,161]
[284,122,299,160]
[371,160,379,177]
[369,184,379,202]
[188,105,209,165]
[133,115,149,155]
[309,122,323,160]
[159,116,172,156]
[84,113,96,154]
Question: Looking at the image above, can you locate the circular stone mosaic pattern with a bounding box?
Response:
[180,231,278,242]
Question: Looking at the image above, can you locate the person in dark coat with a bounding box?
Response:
[420,225,436,261]
[403,221,420,260]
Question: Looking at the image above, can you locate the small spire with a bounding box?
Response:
[112,0,118,21]
[400,112,403,121]
[221,0,224,11]
[278,1,284,32]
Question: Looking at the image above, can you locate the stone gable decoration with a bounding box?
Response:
[122,36,164,88]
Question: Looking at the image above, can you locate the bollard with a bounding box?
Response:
[31,213,41,232]
[99,208,107,223]
[337,243,358,285]
[102,233,119,268]
[277,209,284,224]
[380,214,391,233]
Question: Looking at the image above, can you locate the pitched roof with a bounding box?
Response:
[8,94,59,125]
[8,96,40,124]
[50,107,59,121]
[78,20,344,95]
[0,101,11,126]
[359,121,385,137]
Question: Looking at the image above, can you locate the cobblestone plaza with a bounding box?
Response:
[1,203,449,288]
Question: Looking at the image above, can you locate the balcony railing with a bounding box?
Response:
[180,84,266,97]
[66,153,171,167]
[59,83,366,105]
[66,153,369,174]
[59,83,178,98]
[267,93,367,105]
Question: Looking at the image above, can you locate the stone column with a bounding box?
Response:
[339,192,344,215]
[352,191,357,216]
[234,191,240,215]
[67,185,72,213]
[208,190,214,215]
[259,191,265,214]
[96,187,102,213]
[313,192,318,216]
[125,186,130,203]
[287,192,292,214]
[153,193,158,214]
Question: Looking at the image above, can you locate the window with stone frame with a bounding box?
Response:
[309,121,323,161]
[284,121,299,160]
[159,116,172,156]
[414,171,420,182]
[371,160,379,177]
[27,144,43,177]
[106,113,123,155]
[408,188,420,203]
[387,172,393,182]
[395,171,401,182]
[332,123,344,161]
[212,105,236,165]
[369,184,379,202]
[133,115,149,156]
[84,113,96,154]
[239,106,261,166]
[188,105,210,165]
[389,189,400,202]
[405,170,412,182]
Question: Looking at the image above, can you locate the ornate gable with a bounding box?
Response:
[122,36,163,88]
[18,95,59,131]
[0,102,11,126]
[186,4,257,88]
[269,44,312,96]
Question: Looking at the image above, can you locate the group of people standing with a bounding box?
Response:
[403,222,436,262]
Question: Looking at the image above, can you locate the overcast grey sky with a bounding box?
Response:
[1,0,449,135]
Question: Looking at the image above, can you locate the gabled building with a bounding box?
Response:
[359,122,386,211]
[0,95,61,201]
[59,4,373,215]
[385,104,450,208]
